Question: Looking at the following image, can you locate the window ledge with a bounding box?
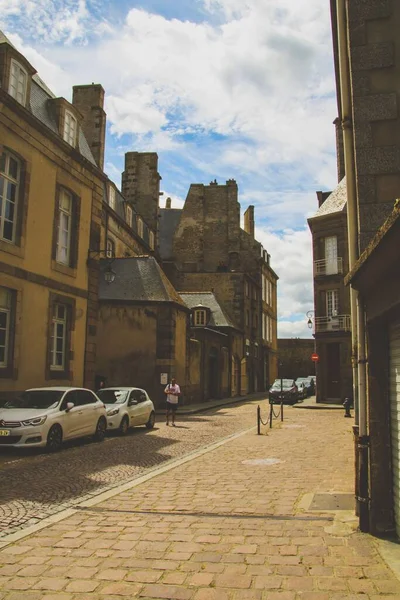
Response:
[0,239,24,258]
[51,260,77,278]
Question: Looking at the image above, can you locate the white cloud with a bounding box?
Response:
[255,225,314,337]
[0,0,337,336]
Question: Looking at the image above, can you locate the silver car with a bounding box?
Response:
[97,387,156,435]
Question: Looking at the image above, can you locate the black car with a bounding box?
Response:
[268,379,299,405]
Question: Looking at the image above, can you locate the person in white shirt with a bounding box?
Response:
[164,378,181,426]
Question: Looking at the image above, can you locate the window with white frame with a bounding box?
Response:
[106,238,115,258]
[56,189,73,266]
[109,185,116,210]
[0,287,12,368]
[126,205,133,227]
[63,110,77,146]
[194,309,206,326]
[149,231,155,250]
[0,150,20,244]
[326,289,339,317]
[8,59,27,105]
[50,303,68,370]
[137,217,144,238]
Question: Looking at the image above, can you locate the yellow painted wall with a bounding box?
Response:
[0,273,86,391]
[0,100,101,395]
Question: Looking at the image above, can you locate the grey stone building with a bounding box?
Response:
[308,178,352,403]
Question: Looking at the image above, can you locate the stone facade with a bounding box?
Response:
[277,339,315,380]
[308,189,353,404]
[161,180,279,394]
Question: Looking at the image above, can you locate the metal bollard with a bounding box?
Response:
[343,397,352,418]
[257,405,261,435]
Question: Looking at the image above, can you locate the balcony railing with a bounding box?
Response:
[314,257,343,276]
[314,315,351,333]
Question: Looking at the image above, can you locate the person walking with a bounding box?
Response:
[164,378,181,426]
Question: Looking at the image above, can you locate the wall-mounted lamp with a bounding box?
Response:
[306,310,315,330]
[88,250,116,285]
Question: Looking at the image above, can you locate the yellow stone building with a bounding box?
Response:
[0,32,105,400]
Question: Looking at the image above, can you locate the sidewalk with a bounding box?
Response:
[1,405,400,599]
[157,392,268,415]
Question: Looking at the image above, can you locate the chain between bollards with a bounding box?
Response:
[257,401,284,434]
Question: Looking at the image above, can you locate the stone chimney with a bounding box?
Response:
[243,205,255,238]
[121,152,161,236]
[165,197,172,209]
[316,191,331,208]
[72,84,106,170]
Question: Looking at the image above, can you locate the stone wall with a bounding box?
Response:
[347,0,400,251]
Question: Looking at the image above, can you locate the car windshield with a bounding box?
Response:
[4,390,64,410]
[271,380,294,390]
[97,390,129,405]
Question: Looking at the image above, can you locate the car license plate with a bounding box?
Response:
[0,429,10,436]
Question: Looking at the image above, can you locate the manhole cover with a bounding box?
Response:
[242,458,283,466]
[309,493,355,511]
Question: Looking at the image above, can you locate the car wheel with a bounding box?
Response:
[94,417,107,442]
[146,411,155,429]
[46,424,63,452]
[119,415,129,436]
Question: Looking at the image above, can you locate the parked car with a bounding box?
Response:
[97,387,155,434]
[0,387,107,452]
[295,378,308,400]
[269,379,299,405]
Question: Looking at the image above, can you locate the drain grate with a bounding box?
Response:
[309,493,355,511]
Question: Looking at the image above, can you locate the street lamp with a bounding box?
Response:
[306,310,315,330]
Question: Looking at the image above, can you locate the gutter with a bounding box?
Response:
[336,0,369,532]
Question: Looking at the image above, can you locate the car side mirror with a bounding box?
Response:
[65,402,74,412]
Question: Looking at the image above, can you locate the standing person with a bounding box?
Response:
[164,378,181,426]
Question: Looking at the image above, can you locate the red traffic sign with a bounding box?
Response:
[311,353,319,362]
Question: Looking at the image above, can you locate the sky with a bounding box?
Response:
[0,0,339,338]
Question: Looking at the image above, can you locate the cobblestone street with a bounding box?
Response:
[1,400,400,599]
[0,399,261,537]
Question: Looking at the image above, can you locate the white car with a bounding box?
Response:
[97,387,155,434]
[0,387,107,452]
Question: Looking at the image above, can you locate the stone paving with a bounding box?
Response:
[1,404,400,599]
[0,399,260,537]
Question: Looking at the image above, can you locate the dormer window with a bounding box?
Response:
[137,217,143,238]
[194,309,207,326]
[9,59,28,105]
[109,185,116,210]
[63,110,77,146]
[126,205,133,227]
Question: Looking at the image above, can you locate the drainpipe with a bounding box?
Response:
[336,0,369,531]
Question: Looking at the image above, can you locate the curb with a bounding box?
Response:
[155,394,268,416]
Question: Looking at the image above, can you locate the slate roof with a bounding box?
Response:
[159,208,182,259]
[0,30,96,166]
[179,292,235,328]
[311,177,347,218]
[98,256,186,306]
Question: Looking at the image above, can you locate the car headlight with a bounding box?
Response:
[107,408,120,417]
[21,416,47,426]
